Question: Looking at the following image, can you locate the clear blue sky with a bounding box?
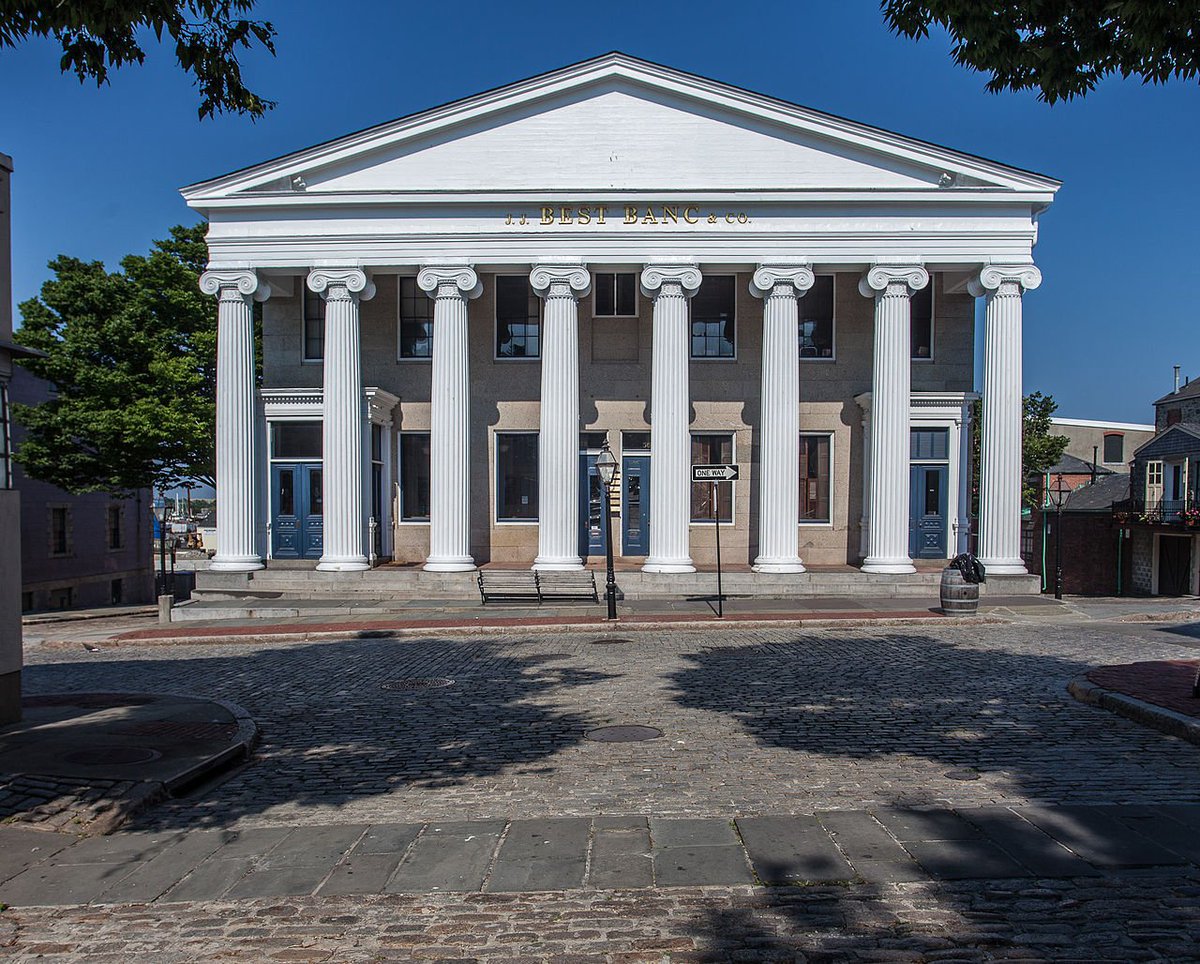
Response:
[1,0,1196,424]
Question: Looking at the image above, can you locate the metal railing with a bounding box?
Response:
[1112,496,1200,526]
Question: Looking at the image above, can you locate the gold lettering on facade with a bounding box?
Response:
[596,205,607,224]
[707,213,718,224]
[578,206,592,224]
[505,205,750,227]
[624,206,638,224]
[559,206,573,224]
[641,208,658,225]
[540,206,554,225]
[683,206,700,224]
[663,206,678,224]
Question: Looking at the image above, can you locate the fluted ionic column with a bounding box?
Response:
[308,267,375,572]
[859,263,928,574]
[751,263,814,573]
[970,263,1041,574]
[200,268,271,572]
[530,264,590,570]
[418,265,482,571]
[641,262,702,573]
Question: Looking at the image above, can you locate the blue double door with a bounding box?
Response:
[578,454,650,558]
[271,463,324,559]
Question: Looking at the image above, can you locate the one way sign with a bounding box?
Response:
[692,463,739,483]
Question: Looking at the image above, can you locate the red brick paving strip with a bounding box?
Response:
[1087,660,1200,718]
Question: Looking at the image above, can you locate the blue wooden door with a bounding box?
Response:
[272,463,323,559]
[909,464,948,558]
[622,455,650,555]
[579,454,605,557]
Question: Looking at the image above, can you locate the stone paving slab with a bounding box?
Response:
[4,805,1199,907]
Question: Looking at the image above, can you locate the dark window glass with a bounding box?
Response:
[691,275,736,358]
[400,433,431,521]
[1103,433,1124,464]
[910,428,949,461]
[911,280,933,359]
[799,435,831,523]
[309,469,323,516]
[107,505,122,549]
[273,422,323,459]
[279,469,295,516]
[399,276,434,358]
[371,424,382,461]
[51,507,68,555]
[924,469,941,515]
[799,275,834,358]
[496,276,541,357]
[0,384,10,489]
[623,431,650,452]
[110,578,123,605]
[497,433,538,520]
[580,431,608,450]
[594,272,637,316]
[690,434,734,521]
[303,285,325,360]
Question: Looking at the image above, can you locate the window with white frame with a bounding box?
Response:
[799,275,834,359]
[690,433,734,521]
[302,285,326,361]
[594,272,637,317]
[398,277,434,359]
[799,434,832,523]
[690,276,736,358]
[399,433,431,521]
[495,277,541,358]
[910,278,934,359]
[496,433,538,520]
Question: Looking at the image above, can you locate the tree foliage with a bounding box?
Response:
[882,1,1200,103]
[14,224,219,495]
[0,1,275,118]
[970,391,1070,514]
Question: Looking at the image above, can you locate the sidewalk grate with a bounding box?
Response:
[585,725,662,743]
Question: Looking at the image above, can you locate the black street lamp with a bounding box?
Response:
[595,441,619,620]
[1046,473,1070,601]
[152,495,170,599]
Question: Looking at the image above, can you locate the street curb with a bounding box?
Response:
[44,613,1009,648]
[1068,675,1200,746]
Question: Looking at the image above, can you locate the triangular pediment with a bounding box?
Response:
[184,53,1059,201]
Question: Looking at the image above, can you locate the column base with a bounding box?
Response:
[861,557,916,575]
[424,556,476,572]
[978,558,1027,575]
[642,558,696,574]
[316,556,370,572]
[752,557,806,574]
[210,556,264,572]
[532,556,584,571]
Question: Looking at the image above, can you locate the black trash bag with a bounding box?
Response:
[949,552,986,584]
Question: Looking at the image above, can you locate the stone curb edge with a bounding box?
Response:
[1068,676,1200,746]
[42,614,1007,649]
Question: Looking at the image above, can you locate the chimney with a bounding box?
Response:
[1175,365,1181,393]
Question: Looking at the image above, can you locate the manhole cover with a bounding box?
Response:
[591,637,634,645]
[585,725,662,743]
[63,746,163,765]
[381,678,455,691]
[944,769,982,781]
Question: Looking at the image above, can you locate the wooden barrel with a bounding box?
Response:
[940,566,979,615]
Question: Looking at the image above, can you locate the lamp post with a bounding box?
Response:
[1046,473,1070,601]
[152,495,169,597]
[595,441,619,620]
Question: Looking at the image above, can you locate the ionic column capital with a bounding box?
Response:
[417,264,483,300]
[967,263,1042,298]
[858,261,929,299]
[307,266,376,302]
[530,263,591,299]
[200,267,272,302]
[751,262,814,299]
[640,261,702,299]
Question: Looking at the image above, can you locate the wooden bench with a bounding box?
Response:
[477,570,541,604]
[477,569,599,605]
[536,569,599,603]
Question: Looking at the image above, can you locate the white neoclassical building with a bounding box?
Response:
[184,53,1057,594]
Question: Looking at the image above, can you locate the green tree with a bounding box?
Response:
[882,1,1200,103]
[970,391,1070,514]
[0,1,275,118]
[14,223,220,495]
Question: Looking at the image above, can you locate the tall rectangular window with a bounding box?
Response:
[496,277,541,358]
[691,275,736,358]
[370,425,384,553]
[799,434,831,523]
[398,276,434,359]
[496,433,538,521]
[400,433,431,521]
[0,383,10,489]
[50,507,69,555]
[910,280,934,359]
[594,272,637,317]
[302,285,325,361]
[1103,433,1124,464]
[799,275,834,358]
[107,505,122,550]
[690,433,734,522]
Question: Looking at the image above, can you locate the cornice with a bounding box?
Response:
[199,267,271,302]
[750,262,814,298]
[306,266,376,301]
[416,264,483,299]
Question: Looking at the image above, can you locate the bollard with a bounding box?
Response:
[158,593,173,625]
